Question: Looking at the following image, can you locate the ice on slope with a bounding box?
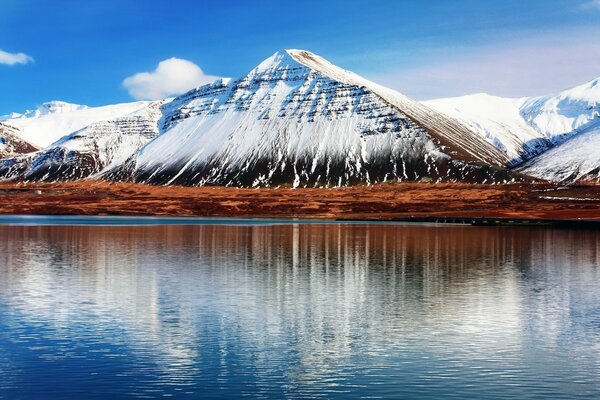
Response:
[107,49,515,187]
[1,100,152,148]
[515,77,600,182]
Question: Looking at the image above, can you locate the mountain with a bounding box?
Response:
[0,100,152,148]
[7,49,599,187]
[515,78,600,183]
[0,101,166,182]
[519,77,600,140]
[104,50,516,187]
[427,77,600,182]
[0,123,38,158]
[518,125,600,183]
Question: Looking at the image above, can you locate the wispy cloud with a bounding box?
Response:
[581,0,600,9]
[370,28,600,100]
[123,58,221,100]
[0,49,34,66]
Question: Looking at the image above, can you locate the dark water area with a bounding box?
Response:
[0,222,599,399]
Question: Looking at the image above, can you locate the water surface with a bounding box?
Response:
[0,222,599,399]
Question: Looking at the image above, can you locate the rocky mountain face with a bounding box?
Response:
[105,50,516,187]
[0,123,38,158]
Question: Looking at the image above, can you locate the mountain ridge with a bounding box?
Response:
[0,49,598,185]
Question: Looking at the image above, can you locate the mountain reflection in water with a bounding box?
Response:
[0,223,599,399]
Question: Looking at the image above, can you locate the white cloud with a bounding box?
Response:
[123,58,221,100]
[0,49,34,66]
[370,28,600,100]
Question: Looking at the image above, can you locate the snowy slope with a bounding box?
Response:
[0,123,38,158]
[105,50,515,187]
[426,77,600,180]
[515,77,600,182]
[519,125,600,182]
[0,101,166,182]
[519,77,600,139]
[424,94,550,165]
[0,100,152,148]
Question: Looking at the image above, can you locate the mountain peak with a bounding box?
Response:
[559,76,600,102]
[248,49,370,89]
[34,101,88,115]
[17,101,89,119]
[250,50,306,74]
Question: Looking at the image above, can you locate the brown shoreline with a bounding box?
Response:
[1,181,600,221]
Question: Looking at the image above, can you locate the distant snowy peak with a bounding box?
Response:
[1,100,153,148]
[519,76,600,139]
[426,76,600,164]
[0,100,167,182]
[515,77,600,183]
[24,101,89,118]
[1,101,89,121]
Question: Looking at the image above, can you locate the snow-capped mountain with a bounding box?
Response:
[105,49,515,187]
[0,123,38,158]
[1,49,597,186]
[427,76,600,182]
[515,78,600,183]
[520,77,600,140]
[518,125,600,183]
[0,101,166,181]
[0,100,152,148]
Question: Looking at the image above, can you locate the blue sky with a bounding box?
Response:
[1,0,600,114]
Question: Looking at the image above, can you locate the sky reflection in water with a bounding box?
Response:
[0,223,599,399]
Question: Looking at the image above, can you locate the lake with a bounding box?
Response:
[0,219,599,399]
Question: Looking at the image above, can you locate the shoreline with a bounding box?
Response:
[1,181,600,223]
[1,214,600,229]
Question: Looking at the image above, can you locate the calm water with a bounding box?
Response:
[0,221,599,399]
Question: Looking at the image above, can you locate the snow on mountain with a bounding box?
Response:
[426,77,600,180]
[0,100,152,148]
[515,77,600,182]
[22,101,89,118]
[424,94,551,165]
[105,49,515,187]
[0,101,166,182]
[518,125,600,183]
[0,101,87,120]
[4,49,596,186]
[519,77,600,139]
[0,123,38,158]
